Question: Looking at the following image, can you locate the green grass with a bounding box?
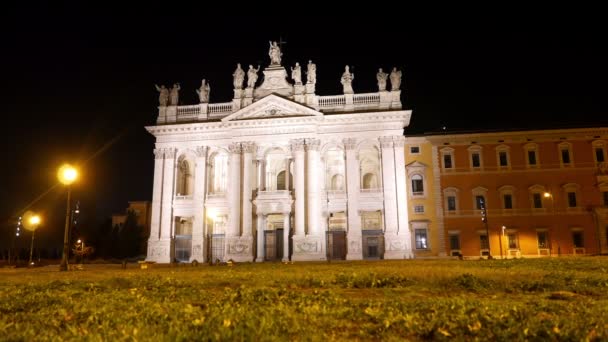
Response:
[1,258,608,340]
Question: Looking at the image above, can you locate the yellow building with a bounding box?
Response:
[410,127,608,258]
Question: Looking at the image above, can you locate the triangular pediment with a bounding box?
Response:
[221,94,322,122]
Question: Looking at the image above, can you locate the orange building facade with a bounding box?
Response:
[412,127,608,258]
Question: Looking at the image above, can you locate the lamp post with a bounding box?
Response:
[27,215,41,265]
[58,164,78,271]
[543,192,557,255]
[479,197,492,258]
[499,225,506,259]
[77,239,84,264]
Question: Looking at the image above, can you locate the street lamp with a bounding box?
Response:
[479,197,492,259]
[543,191,558,255]
[58,164,78,271]
[27,214,41,265]
[499,225,506,259]
[77,239,84,264]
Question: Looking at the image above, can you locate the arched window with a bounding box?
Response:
[176,158,193,196]
[359,145,381,189]
[362,173,378,189]
[276,170,293,190]
[331,174,345,190]
[411,174,424,195]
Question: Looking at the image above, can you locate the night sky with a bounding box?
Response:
[1,6,606,248]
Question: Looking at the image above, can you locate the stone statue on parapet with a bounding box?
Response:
[169,83,180,105]
[233,63,245,89]
[341,65,354,94]
[376,68,388,91]
[390,67,402,91]
[306,60,316,84]
[247,65,261,88]
[196,79,210,103]
[155,84,169,106]
[268,41,282,66]
[291,62,302,85]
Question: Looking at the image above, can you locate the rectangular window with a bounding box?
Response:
[561,149,571,164]
[572,231,584,248]
[471,153,481,168]
[447,196,456,211]
[499,152,508,166]
[603,191,608,206]
[503,194,513,209]
[449,234,460,250]
[567,192,577,208]
[443,154,453,169]
[537,231,548,249]
[415,229,428,249]
[479,235,489,250]
[414,205,424,213]
[596,148,605,162]
[508,233,518,249]
[533,193,543,209]
[476,195,485,210]
[410,146,420,154]
[528,150,537,165]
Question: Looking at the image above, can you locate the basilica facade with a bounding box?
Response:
[146,44,413,262]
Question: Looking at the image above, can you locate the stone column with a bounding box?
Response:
[147,149,165,261]
[283,213,290,261]
[159,148,176,262]
[379,137,400,259]
[291,139,306,236]
[284,158,291,190]
[241,142,255,237]
[255,213,265,262]
[344,138,362,260]
[306,138,322,236]
[393,136,412,258]
[228,143,242,237]
[191,146,208,262]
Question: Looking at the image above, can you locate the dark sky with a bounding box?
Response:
[1,6,606,248]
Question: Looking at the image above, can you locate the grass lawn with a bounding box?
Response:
[1,258,608,340]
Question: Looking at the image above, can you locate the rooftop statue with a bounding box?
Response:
[390,67,402,91]
[233,63,245,90]
[169,83,180,105]
[341,65,354,94]
[291,62,302,85]
[247,65,261,88]
[376,68,388,91]
[155,84,169,106]
[196,79,210,103]
[268,41,282,66]
[306,60,316,84]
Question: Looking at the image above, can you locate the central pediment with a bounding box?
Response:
[221,94,323,122]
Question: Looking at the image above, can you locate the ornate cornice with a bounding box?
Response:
[379,136,394,148]
[343,138,357,150]
[305,138,321,151]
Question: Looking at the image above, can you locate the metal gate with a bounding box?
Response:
[327,231,346,260]
[209,234,225,263]
[362,230,384,259]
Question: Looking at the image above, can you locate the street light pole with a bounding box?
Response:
[480,197,492,259]
[60,187,71,271]
[58,164,78,272]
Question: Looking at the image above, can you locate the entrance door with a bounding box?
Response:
[276,229,284,260]
[264,231,277,261]
[209,234,225,263]
[362,230,384,259]
[327,231,346,260]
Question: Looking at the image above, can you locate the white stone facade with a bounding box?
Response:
[146,46,412,262]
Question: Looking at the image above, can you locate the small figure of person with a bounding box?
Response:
[306,60,316,84]
[268,41,282,65]
[341,65,354,94]
[155,84,169,106]
[390,67,402,91]
[169,83,180,105]
[291,62,302,85]
[247,65,261,88]
[233,63,245,90]
[196,79,210,103]
[376,68,388,91]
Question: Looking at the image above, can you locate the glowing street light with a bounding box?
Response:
[58,164,78,271]
[23,212,41,266]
